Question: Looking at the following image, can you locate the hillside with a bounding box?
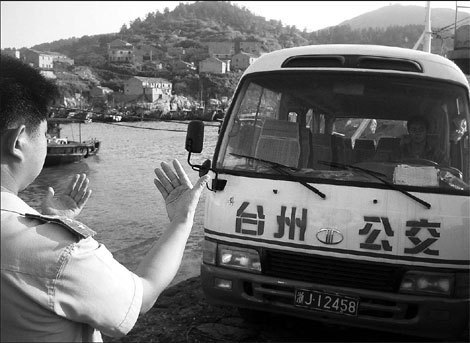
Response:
[31,2,466,58]
[34,2,459,61]
[25,1,462,104]
[339,4,469,30]
[33,1,309,58]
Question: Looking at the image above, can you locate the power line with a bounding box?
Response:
[434,17,470,33]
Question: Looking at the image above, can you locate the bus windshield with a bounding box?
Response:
[217,71,470,193]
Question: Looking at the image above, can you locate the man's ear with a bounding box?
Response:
[2,125,28,161]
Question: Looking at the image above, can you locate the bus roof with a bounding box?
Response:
[244,44,469,87]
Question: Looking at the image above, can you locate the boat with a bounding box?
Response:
[44,118,101,167]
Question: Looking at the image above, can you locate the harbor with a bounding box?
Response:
[3,1,469,341]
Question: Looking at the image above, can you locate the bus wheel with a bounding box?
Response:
[237,307,267,323]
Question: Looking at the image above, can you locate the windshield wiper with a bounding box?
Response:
[318,160,431,209]
[230,152,326,199]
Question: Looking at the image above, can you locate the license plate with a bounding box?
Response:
[294,289,359,316]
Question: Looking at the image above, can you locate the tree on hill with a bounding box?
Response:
[309,24,425,49]
[24,1,460,106]
[122,1,296,47]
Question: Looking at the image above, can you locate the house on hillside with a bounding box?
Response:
[237,41,263,55]
[22,49,54,69]
[134,44,162,63]
[203,42,235,59]
[108,39,134,63]
[199,56,228,74]
[48,51,74,66]
[231,51,257,71]
[124,76,172,102]
[3,49,20,59]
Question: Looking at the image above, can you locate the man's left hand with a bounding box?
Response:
[41,174,92,218]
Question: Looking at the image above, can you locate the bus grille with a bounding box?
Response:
[264,249,403,293]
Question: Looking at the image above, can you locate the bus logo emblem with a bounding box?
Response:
[316,229,343,245]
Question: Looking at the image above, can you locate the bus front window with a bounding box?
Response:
[217,72,469,193]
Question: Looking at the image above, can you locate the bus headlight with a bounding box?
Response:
[218,244,261,273]
[399,271,454,296]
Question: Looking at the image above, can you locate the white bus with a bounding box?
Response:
[185,45,469,340]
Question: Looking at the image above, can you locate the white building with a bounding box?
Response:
[108,39,134,63]
[124,76,172,100]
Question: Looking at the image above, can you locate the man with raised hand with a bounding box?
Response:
[0,54,210,342]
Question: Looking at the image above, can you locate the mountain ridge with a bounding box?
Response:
[5,2,464,104]
[338,4,469,30]
[27,2,466,54]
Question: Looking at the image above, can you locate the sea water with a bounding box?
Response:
[20,120,219,284]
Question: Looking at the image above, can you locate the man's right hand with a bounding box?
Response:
[41,174,92,218]
[153,159,210,224]
[137,159,210,313]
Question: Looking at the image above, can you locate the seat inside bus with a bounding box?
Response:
[255,119,300,168]
[374,137,401,161]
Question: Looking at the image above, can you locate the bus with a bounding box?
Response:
[185,44,469,340]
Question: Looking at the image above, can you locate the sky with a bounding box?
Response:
[1,1,469,49]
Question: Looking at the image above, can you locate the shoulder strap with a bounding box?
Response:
[1,209,96,239]
[24,213,96,239]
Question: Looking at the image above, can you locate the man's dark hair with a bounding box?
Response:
[407,115,429,131]
[0,54,59,134]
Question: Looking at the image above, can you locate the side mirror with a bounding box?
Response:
[186,120,210,174]
[185,121,226,192]
[185,120,204,153]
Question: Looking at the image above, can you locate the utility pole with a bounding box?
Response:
[413,1,432,51]
[423,1,432,52]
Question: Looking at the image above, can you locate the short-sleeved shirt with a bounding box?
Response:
[1,191,143,342]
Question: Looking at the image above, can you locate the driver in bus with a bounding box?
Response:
[400,115,448,165]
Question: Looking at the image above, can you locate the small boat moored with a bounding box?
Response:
[44,118,101,167]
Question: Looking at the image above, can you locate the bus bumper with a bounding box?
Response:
[201,264,469,340]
